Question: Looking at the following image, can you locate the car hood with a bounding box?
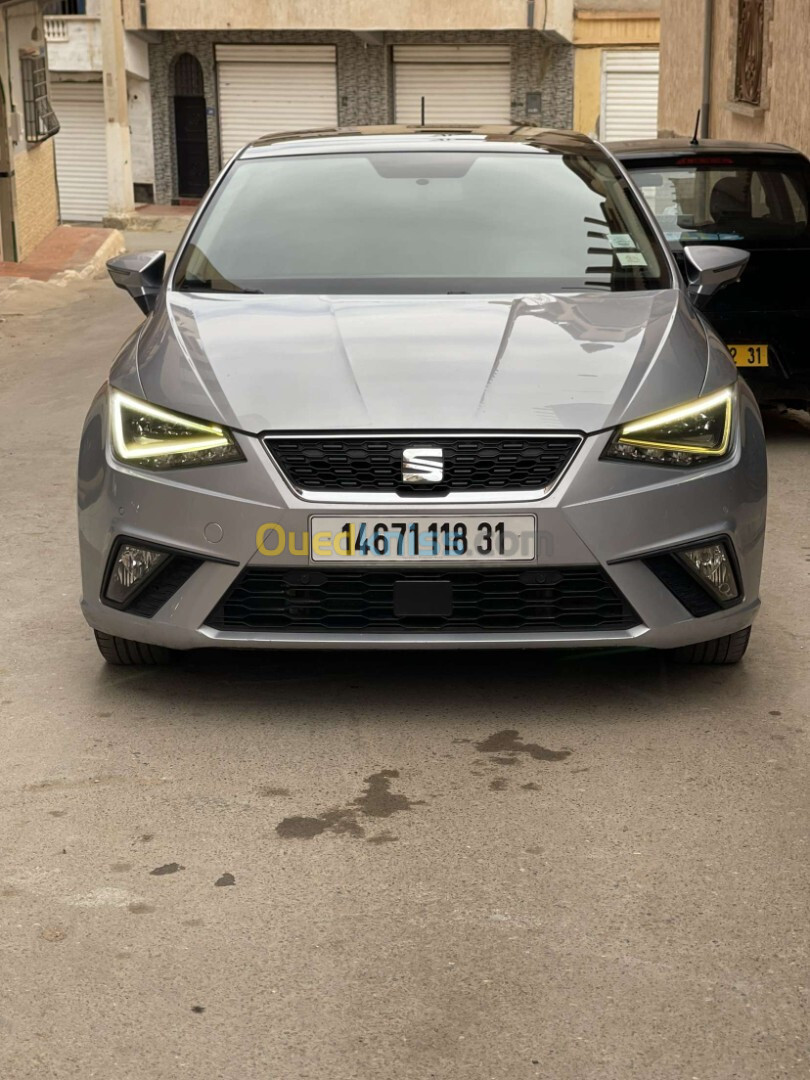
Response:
[133,289,708,434]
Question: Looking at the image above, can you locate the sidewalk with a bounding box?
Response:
[0,225,123,284]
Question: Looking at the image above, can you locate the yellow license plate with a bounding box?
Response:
[728,344,769,367]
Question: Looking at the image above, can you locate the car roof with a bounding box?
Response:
[238,125,601,159]
[609,137,802,158]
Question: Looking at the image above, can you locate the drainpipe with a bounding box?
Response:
[699,0,713,138]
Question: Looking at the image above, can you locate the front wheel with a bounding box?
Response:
[94,630,174,666]
[667,625,751,665]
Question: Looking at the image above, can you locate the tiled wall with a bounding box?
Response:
[14,140,60,259]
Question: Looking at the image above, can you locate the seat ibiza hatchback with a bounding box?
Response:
[78,127,766,666]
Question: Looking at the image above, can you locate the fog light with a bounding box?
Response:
[106,543,168,604]
[679,542,739,602]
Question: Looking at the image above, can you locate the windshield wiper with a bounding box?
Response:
[177,276,262,294]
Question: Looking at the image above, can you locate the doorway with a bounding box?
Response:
[173,53,209,199]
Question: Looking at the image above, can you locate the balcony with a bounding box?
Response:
[44,15,150,77]
[121,0,574,40]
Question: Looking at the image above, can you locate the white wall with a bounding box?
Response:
[127,74,154,186]
[47,19,150,79]
[46,18,103,71]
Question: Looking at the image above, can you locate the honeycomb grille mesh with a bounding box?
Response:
[264,435,580,493]
[206,567,638,633]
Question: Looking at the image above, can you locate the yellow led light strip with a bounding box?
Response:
[617,387,733,456]
[110,389,231,460]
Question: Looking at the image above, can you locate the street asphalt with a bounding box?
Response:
[0,252,808,1080]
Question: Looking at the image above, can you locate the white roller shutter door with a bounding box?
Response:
[216,45,338,160]
[50,82,108,222]
[601,50,659,142]
[394,45,512,126]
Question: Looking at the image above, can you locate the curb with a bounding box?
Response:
[104,212,192,233]
[51,229,125,286]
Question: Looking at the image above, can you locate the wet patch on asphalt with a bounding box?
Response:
[475,730,572,762]
[276,769,424,841]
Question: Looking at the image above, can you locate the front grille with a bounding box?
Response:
[263,435,580,494]
[205,567,638,634]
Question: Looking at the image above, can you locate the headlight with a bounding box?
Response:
[602,386,733,467]
[109,389,245,470]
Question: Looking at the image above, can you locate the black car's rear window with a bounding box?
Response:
[174,149,670,294]
[625,153,810,248]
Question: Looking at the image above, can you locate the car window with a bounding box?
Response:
[174,150,670,294]
[783,172,808,225]
[626,155,810,248]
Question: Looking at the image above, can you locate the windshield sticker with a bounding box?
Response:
[609,233,636,249]
[616,251,648,267]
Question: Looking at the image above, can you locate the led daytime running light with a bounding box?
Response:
[617,387,732,456]
[110,389,234,462]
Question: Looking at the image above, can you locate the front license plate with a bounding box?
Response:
[728,344,769,367]
[309,516,536,562]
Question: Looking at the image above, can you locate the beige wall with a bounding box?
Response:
[1,0,60,260]
[660,0,810,155]
[13,138,59,259]
[122,0,574,35]
[573,11,659,136]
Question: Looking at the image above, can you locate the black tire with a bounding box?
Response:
[94,629,174,666]
[667,625,752,665]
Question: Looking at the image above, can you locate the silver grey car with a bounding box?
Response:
[78,127,766,666]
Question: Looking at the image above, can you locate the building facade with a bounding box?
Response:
[572,0,660,141]
[44,0,155,220]
[120,0,577,204]
[0,0,60,261]
[659,0,810,154]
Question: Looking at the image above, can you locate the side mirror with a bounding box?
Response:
[107,250,166,315]
[684,245,749,307]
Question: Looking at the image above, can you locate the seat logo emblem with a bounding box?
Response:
[402,447,443,483]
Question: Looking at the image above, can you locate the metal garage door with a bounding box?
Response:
[50,82,108,222]
[393,45,512,126]
[215,45,338,161]
[601,50,659,142]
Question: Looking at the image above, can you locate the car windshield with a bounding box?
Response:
[173,149,669,294]
[625,154,810,249]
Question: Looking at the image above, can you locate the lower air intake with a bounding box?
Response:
[205,566,639,633]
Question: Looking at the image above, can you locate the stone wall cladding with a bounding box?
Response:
[150,29,574,204]
[13,140,60,259]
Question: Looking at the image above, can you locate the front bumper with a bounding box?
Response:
[78,386,767,652]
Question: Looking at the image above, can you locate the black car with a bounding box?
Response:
[611,138,810,409]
